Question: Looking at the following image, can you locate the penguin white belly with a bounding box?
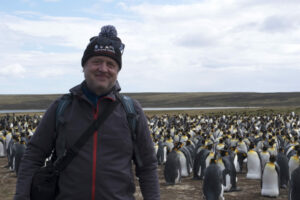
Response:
[178,151,188,177]
[220,184,225,200]
[261,165,279,197]
[163,147,167,163]
[289,158,300,179]
[233,155,240,172]
[166,142,174,152]
[237,144,247,154]
[175,169,181,183]
[154,145,158,156]
[224,174,232,192]
[197,166,202,176]
[205,154,214,169]
[0,142,5,157]
[260,153,270,169]
[246,152,261,179]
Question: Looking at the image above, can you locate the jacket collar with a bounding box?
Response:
[69,81,121,106]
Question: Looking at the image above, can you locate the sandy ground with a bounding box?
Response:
[1,157,288,200]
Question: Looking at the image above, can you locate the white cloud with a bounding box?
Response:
[38,68,64,78]
[0,64,26,78]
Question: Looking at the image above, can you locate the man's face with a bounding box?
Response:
[83,56,119,95]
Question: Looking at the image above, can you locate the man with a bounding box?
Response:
[14,25,160,200]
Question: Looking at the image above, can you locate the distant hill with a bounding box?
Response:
[0,92,300,110]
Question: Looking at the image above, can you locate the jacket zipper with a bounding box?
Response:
[91,100,100,200]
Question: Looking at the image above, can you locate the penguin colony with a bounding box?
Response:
[149,112,300,199]
[1,112,300,199]
[0,114,41,175]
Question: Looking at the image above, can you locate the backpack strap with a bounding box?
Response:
[55,93,73,158]
[117,93,143,168]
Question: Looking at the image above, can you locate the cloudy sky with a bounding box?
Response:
[1,0,300,94]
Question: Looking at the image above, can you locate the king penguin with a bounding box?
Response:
[259,146,270,170]
[276,147,290,189]
[14,138,26,176]
[261,155,280,197]
[236,151,247,173]
[8,134,17,171]
[177,142,190,177]
[179,142,193,176]
[288,147,300,179]
[193,145,210,180]
[164,145,181,185]
[246,143,262,179]
[157,140,167,165]
[219,150,239,192]
[203,158,224,200]
[289,165,300,200]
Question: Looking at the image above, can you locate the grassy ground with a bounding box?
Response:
[1,92,300,110]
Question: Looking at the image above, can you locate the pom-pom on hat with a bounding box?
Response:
[81,25,125,69]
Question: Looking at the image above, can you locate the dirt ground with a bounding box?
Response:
[135,164,289,200]
[0,157,16,200]
[1,157,288,200]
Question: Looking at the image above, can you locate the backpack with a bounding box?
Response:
[54,93,143,167]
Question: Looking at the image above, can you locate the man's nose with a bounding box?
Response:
[97,63,108,71]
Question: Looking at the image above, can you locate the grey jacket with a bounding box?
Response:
[14,82,160,200]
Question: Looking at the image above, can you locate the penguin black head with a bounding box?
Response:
[249,142,255,150]
[269,155,276,163]
[210,158,217,164]
[262,146,268,152]
[220,150,227,157]
[207,144,213,150]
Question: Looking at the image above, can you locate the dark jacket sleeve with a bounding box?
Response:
[134,101,160,200]
[14,100,58,200]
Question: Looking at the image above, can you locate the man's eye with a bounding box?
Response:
[93,60,101,64]
[107,63,115,68]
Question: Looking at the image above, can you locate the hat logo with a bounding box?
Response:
[94,44,116,54]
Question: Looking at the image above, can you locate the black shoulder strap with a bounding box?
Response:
[55,93,73,158]
[117,93,143,168]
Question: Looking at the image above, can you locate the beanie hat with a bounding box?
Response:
[81,25,125,69]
